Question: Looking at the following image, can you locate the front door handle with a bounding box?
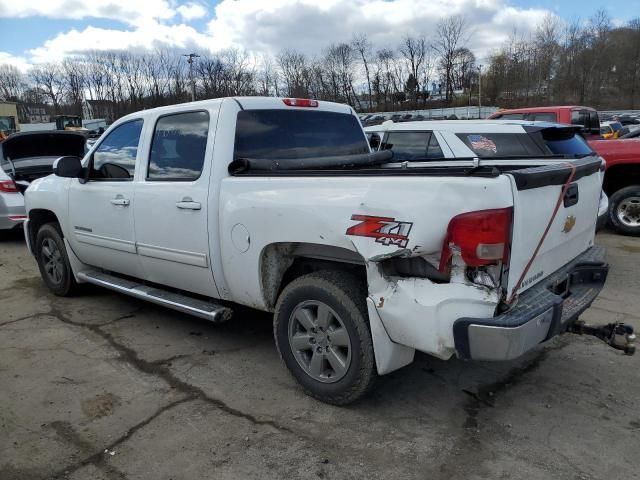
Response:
[110,195,130,206]
[176,197,201,210]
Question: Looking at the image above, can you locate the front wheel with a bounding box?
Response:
[274,271,376,405]
[35,223,79,296]
[608,186,640,236]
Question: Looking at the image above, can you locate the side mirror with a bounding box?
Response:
[53,156,84,178]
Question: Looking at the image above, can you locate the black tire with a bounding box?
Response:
[608,186,640,236]
[274,270,376,405]
[35,223,79,296]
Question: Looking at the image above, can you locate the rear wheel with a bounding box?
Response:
[274,271,376,405]
[608,186,640,236]
[35,223,79,296]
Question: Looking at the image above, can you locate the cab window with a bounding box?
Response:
[456,133,546,157]
[493,113,525,120]
[147,111,209,181]
[382,131,444,161]
[527,112,557,122]
[89,119,143,181]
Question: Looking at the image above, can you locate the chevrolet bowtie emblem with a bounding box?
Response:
[563,215,576,233]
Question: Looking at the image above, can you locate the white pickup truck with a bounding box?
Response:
[23,97,634,404]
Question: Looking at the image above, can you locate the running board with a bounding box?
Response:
[77,270,232,322]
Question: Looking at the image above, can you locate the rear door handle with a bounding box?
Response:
[176,197,201,210]
[110,195,130,206]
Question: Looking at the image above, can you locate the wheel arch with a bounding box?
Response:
[259,242,366,311]
[603,163,640,196]
[27,209,61,255]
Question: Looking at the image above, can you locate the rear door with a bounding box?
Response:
[133,109,220,298]
[506,157,603,296]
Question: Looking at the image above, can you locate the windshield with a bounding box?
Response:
[234,109,369,161]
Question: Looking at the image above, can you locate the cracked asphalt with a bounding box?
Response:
[1,229,639,480]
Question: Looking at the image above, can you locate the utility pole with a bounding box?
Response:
[478,64,483,118]
[183,53,200,102]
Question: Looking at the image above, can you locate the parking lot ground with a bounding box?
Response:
[1,229,639,480]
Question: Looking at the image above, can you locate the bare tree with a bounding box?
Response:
[0,65,27,101]
[399,35,427,105]
[352,34,374,111]
[61,58,86,116]
[434,15,468,103]
[277,49,309,97]
[30,63,65,114]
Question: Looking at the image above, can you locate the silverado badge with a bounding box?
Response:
[563,215,576,233]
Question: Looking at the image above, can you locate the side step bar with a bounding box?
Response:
[77,270,232,322]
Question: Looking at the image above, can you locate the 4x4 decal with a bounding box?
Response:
[345,214,413,248]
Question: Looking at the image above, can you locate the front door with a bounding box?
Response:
[133,110,219,298]
[67,119,145,278]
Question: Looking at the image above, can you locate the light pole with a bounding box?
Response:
[183,53,200,102]
[478,64,483,118]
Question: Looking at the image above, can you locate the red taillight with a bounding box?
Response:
[439,208,513,272]
[0,180,19,193]
[283,98,319,107]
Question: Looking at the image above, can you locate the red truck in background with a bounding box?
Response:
[489,106,640,236]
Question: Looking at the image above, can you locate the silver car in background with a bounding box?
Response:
[0,131,86,232]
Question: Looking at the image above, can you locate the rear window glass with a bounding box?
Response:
[234,110,369,161]
[456,133,546,157]
[542,133,593,155]
[382,131,444,161]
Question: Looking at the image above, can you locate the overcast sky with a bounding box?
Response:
[0,0,638,71]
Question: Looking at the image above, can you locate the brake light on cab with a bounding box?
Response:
[0,180,19,193]
[282,98,319,107]
[439,207,513,272]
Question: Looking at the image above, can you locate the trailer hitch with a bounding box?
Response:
[570,321,636,355]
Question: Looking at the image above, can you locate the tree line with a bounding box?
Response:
[0,10,638,123]
[484,11,640,109]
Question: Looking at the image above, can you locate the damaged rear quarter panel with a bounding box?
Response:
[219,174,512,356]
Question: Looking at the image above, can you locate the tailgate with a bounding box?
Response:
[506,157,603,296]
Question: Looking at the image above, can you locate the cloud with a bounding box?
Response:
[0,0,175,25]
[0,52,32,73]
[10,0,560,67]
[177,2,208,21]
[28,22,213,63]
[205,0,555,61]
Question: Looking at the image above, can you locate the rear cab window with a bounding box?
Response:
[234,110,369,163]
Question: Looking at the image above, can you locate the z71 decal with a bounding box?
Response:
[345,214,413,248]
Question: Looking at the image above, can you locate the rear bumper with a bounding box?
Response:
[454,246,608,361]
